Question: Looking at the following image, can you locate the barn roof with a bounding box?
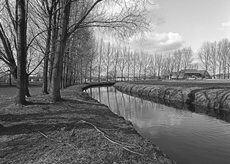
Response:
[197,70,207,74]
[180,69,207,74]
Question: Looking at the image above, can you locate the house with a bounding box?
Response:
[180,69,211,79]
[168,69,211,80]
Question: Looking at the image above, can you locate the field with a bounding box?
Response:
[1,79,230,102]
[129,79,230,88]
[0,84,42,109]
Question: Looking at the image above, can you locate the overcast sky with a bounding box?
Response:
[129,0,230,54]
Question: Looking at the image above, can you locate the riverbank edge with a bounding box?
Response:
[0,83,175,164]
[81,83,175,163]
[114,82,230,111]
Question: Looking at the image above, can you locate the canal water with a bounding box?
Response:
[86,87,230,164]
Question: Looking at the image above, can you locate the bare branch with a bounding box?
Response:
[28,56,45,75]
[67,0,103,37]
[4,0,17,31]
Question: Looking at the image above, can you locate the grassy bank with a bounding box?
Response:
[0,84,174,164]
[115,80,230,111]
[129,79,230,88]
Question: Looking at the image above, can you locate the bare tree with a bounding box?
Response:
[181,47,193,70]
[48,0,151,101]
[173,50,182,78]
[118,46,128,81]
[218,39,229,79]
[148,55,157,79]
[34,0,56,94]
[137,53,143,80]
[141,52,149,80]
[209,41,217,78]
[49,0,71,101]
[126,48,131,81]
[131,51,138,80]
[88,45,97,82]
[161,54,173,79]
[16,0,28,104]
[112,46,120,81]
[155,53,162,78]
[0,0,28,104]
[96,38,104,82]
[103,42,113,81]
[198,42,211,71]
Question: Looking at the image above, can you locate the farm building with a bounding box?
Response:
[181,69,211,79]
[169,69,211,79]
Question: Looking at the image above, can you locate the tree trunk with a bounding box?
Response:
[223,60,226,79]
[228,64,229,79]
[50,41,65,101]
[66,58,69,87]
[73,63,77,84]
[98,64,101,82]
[48,1,58,90]
[80,57,83,83]
[219,63,221,79]
[69,71,73,85]
[107,66,109,81]
[84,62,87,83]
[114,64,117,81]
[127,63,130,81]
[42,15,52,94]
[144,68,147,80]
[139,68,141,80]
[42,51,49,94]
[89,61,92,82]
[25,73,31,97]
[62,52,66,88]
[15,0,27,105]
[121,70,124,81]
[133,65,136,81]
[9,70,12,86]
[49,0,71,102]
[76,63,80,84]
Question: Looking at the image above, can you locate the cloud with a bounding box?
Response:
[146,2,165,26]
[146,3,160,10]
[220,21,230,30]
[129,32,185,53]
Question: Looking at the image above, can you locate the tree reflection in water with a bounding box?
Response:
[86,86,230,164]
[87,86,230,123]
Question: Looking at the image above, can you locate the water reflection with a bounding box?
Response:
[87,87,230,123]
[86,86,230,164]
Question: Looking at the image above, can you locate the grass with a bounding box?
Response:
[129,79,230,88]
[0,84,42,96]
[4,79,230,163]
[0,84,42,110]
[0,84,174,164]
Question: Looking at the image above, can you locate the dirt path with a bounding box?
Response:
[0,85,175,164]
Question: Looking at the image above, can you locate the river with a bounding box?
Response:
[86,86,230,164]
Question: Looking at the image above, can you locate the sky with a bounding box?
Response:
[129,0,230,55]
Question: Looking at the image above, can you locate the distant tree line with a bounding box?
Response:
[84,38,230,81]
[198,38,230,79]
[84,40,197,81]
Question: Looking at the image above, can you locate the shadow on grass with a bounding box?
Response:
[0,98,136,137]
